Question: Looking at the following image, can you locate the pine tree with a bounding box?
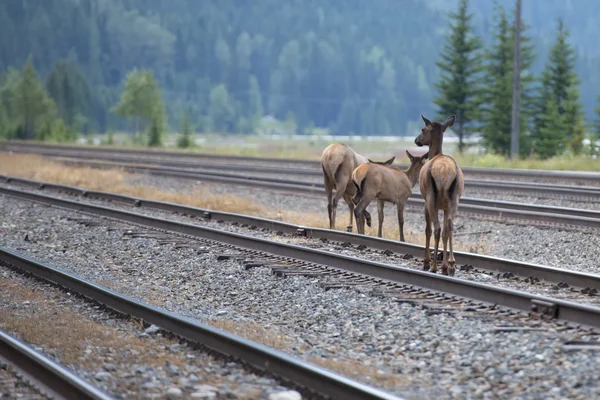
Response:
[11,56,56,139]
[433,0,483,152]
[480,4,536,156]
[112,69,166,141]
[533,19,585,158]
[177,110,192,148]
[148,115,162,147]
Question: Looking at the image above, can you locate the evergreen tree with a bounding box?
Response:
[177,110,192,148]
[46,60,93,131]
[148,115,163,147]
[112,69,165,140]
[433,0,483,152]
[11,56,56,140]
[533,19,585,158]
[248,75,263,130]
[480,4,536,156]
[208,84,235,132]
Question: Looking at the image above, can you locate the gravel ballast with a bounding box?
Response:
[1,194,600,399]
[0,265,300,400]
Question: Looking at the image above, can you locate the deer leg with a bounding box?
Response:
[324,180,334,229]
[441,209,450,275]
[354,197,370,235]
[363,210,372,228]
[448,204,459,277]
[396,202,405,242]
[331,189,345,231]
[377,200,384,238]
[423,206,432,271]
[426,200,441,273]
[343,193,355,232]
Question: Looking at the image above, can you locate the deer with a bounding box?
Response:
[351,151,429,241]
[414,114,463,276]
[320,143,372,231]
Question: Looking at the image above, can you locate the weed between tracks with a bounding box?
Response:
[0,153,489,253]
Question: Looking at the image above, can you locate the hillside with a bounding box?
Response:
[0,0,597,134]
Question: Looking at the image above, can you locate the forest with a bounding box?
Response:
[0,0,599,158]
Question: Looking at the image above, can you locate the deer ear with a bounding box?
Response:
[421,114,432,126]
[442,115,456,131]
[405,150,414,161]
[383,156,395,166]
[422,151,429,160]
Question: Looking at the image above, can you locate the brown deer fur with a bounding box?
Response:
[351,151,428,241]
[320,143,372,231]
[414,114,464,276]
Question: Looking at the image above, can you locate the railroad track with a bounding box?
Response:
[0,246,403,400]
[0,328,113,400]
[12,155,600,231]
[2,177,600,331]
[4,140,600,185]
[6,146,600,200]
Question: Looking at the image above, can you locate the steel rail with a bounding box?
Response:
[7,147,600,198]
[1,186,600,330]
[2,174,600,291]
[0,328,114,400]
[0,248,403,400]
[20,158,600,229]
[5,140,600,181]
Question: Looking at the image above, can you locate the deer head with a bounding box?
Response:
[367,156,396,166]
[414,115,455,147]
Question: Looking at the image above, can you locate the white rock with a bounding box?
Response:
[166,387,183,399]
[268,390,302,400]
[145,324,160,334]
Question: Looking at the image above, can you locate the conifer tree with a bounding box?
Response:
[177,110,192,148]
[533,19,584,158]
[433,0,483,152]
[480,4,536,156]
[11,56,56,139]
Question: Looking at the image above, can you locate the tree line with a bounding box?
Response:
[435,0,589,159]
[0,0,599,158]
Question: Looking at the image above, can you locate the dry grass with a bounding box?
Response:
[0,278,185,368]
[0,153,489,253]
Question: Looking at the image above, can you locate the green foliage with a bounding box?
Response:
[480,4,536,156]
[46,60,93,132]
[532,19,585,159]
[177,110,192,148]
[209,84,235,132]
[148,116,163,147]
[433,0,483,152]
[112,69,166,146]
[36,118,77,143]
[11,56,56,139]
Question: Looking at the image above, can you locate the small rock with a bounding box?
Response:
[145,324,160,334]
[166,387,183,399]
[268,390,302,400]
[94,371,112,381]
[103,363,116,372]
[188,373,199,382]
[191,392,216,399]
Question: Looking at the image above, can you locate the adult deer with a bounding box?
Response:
[351,151,428,241]
[320,143,372,231]
[414,114,463,276]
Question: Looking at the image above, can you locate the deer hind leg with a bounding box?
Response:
[343,193,355,231]
[396,202,405,242]
[423,202,432,271]
[441,208,450,275]
[377,199,385,238]
[426,199,441,273]
[353,196,371,235]
[447,202,459,277]
[324,176,334,229]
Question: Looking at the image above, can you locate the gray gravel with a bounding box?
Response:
[0,266,299,400]
[1,195,600,399]
[0,363,49,399]
[120,174,600,275]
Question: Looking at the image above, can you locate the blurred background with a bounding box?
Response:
[0,0,598,165]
